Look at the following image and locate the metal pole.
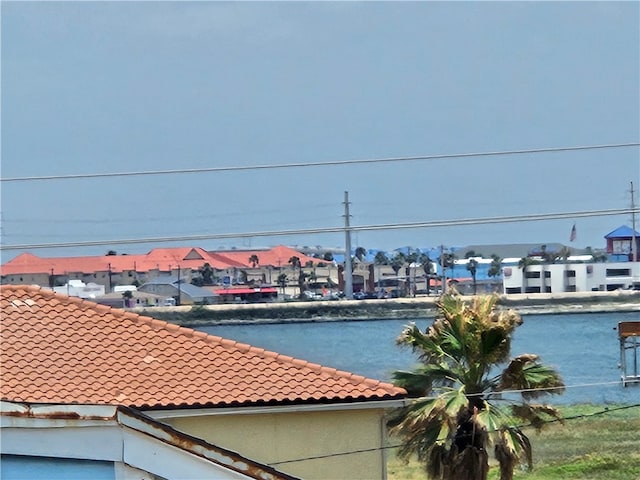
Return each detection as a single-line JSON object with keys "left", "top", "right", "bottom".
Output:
{"left": 631, "top": 182, "right": 637, "bottom": 262}
{"left": 344, "top": 191, "right": 353, "bottom": 299}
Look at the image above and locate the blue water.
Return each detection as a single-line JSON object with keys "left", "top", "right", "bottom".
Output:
{"left": 196, "top": 311, "right": 640, "bottom": 405}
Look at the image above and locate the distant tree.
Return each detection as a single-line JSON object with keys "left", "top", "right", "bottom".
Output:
{"left": 488, "top": 254, "right": 502, "bottom": 279}
{"left": 555, "top": 246, "right": 571, "bottom": 263}
{"left": 584, "top": 246, "right": 607, "bottom": 263}
{"left": 288, "top": 256, "right": 301, "bottom": 269}
{"left": 518, "top": 256, "right": 537, "bottom": 293}
{"left": 405, "top": 252, "right": 420, "bottom": 296}
{"left": 298, "top": 271, "right": 309, "bottom": 298}
{"left": 198, "top": 263, "right": 215, "bottom": 285}
{"left": 355, "top": 246, "right": 367, "bottom": 262}
{"left": 305, "top": 260, "right": 314, "bottom": 268}
{"left": 390, "top": 253, "right": 407, "bottom": 295}
{"left": 374, "top": 251, "right": 390, "bottom": 265}
{"left": 248, "top": 254, "right": 259, "bottom": 268}
{"left": 288, "top": 256, "right": 302, "bottom": 296}
{"left": 122, "top": 290, "right": 133, "bottom": 308}
{"left": 467, "top": 258, "right": 479, "bottom": 295}
{"left": 277, "top": 273, "right": 288, "bottom": 295}
{"left": 106, "top": 250, "right": 117, "bottom": 256}
{"left": 464, "top": 250, "right": 481, "bottom": 259}
{"left": 323, "top": 251, "right": 334, "bottom": 262}
{"left": 419, "top": 253, "right": 435, "bottom": 295}
{"left": 439, "top": 252, "right": 456, "bottom": 293}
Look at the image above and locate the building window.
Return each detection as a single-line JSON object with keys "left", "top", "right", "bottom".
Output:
{"left": 565, "top": 270, "right": 576, "bottom": 278}
{"left": 525, "top": 271, "right": 540, "bottom": 279}
{"left": 606, "top": 268, "right": 631, "bottom": 277}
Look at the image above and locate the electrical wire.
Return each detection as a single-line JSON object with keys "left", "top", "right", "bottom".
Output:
{"left": 269, "top": 402, "right": 640, "bottom": 466}
{"left": 1, "top": 207, "right": 637, "bottom": 251}
{"left": 1, "top": 142, "right": 638, "bottom": 182}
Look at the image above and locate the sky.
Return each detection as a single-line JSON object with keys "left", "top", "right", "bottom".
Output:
{"left": 1, "top": 1, "right": 639, "bottom": 263}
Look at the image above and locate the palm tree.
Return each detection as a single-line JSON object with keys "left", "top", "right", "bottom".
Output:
{"left": 466, "top": 258, "right": 478, "bottom": 295}
{"left": 288, "top": 256, "right": 302, "bottom": 296}
{"left": 277, "top": 273, "right": 288, "bottom": 295}
{"left": 518, "top": 257, "right": 536, "bottom": 294}
{"left": 390, "top": 253, "right": 406, "bottom": 296}
{"left": 248, "top": 254, "right": 259, "bottom": 268}
{"left": 406, "top": 252, "right": 420, "bottom": 297}
{"left": 355, "top": 246, "right": 367, "bottom": 263}
{"left": 439, "top": 252, "right": 455, "bottom": 294}
{"left": 122, "top": 289, "right": 133, "bottom": 308}
{"left": 487, "top": 254, "right": 502, "bottom": 279}
{"left": 388, "top": 294, "right": 564, "bottom": 480}
{"left": 374, "top": 251, "right": 389, "bottom": 265}
{"left": 198, "top": 262, "right": 215, "bottom": 285}
{"left": 419, "top": 253, "right": 434, "bottom": 295}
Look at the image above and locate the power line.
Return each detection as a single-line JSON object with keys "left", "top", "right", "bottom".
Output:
{"left": 1, "top": 142, "right": 638, "bottom": 182}
{"left": 269, "top": 402, "right": 640, "bottom": 466}
{"left": 1, "top": 207, "right": 637, "bottom": 251}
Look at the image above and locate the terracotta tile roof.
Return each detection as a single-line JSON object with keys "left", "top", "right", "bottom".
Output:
{"left": 216, "top": 245, "right": 327, "bottom": 268}
{"left": 1, "top": 245, "right": 325, "bottom": 277}
{"left": 0, "top": 285, "right": 406, "bottom": 410}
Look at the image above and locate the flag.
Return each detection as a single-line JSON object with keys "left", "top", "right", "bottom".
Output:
{"left": 569, "top": 223, "right": 577, "bottom": 242}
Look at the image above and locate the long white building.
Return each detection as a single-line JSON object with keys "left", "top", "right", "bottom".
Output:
{"left": 502, "top": 260, "right": 640, "bottom": 294}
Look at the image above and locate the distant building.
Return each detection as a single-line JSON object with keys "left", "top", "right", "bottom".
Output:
{"left": 502, "top": 261, "right": 640, "bottom": 293}
{"left": 52, "top": 279, "right": 105, "bottom": 299}
{"left": 605, "top": 225, "right": 640, "bottom": 262}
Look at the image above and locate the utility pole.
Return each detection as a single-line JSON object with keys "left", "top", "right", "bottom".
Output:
{"left": 177, "top": 265, "right": 181, "bottom": 306}
{"left": 632, "top": 182, "right": 637, "bottom": 262}
{"left": 343, "top": 191, "right": 353, "bottom": 299}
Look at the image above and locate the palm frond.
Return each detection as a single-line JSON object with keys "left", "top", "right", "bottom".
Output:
{"left": 392, "top": 364, "right": 462, "bottom": 395}
{"left": 495, "top": 426, "right": 532, "bottom": 470}
{"left": 499, "top": 354, "right": 564, "bottom": 399}
{"left": 387, "top": 395, "right": 457, "bottom": 464}
{"left": 511, "top": 403, "right": 564, "bottom": 431}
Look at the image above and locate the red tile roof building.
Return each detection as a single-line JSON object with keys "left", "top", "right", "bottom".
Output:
{"left": 0, "top": 245, "right": 330, "bottom": 293}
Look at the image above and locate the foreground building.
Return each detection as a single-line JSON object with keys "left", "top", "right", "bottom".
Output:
{"left": 0, "top": 285, "right": 406, "bottom": 479}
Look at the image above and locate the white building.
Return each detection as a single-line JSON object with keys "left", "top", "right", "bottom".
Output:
{"left": 502, "top": 260, "right": 640, "bottom": 294}
{"left": 52, "top": 279, "right": 105, "bottom": 299}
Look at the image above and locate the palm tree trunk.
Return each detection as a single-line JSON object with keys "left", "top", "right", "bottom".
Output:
{"left": 445, "top": 446, "right": 489, "bottom": 480}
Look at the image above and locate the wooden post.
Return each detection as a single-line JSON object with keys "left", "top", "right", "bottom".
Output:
{"left": 618, "top": 321, "right": 640, "bottom": 387}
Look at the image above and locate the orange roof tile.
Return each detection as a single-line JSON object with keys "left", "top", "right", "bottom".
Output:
{"left": 1, "top": 245, "right": 325, "bottom": 277}
{"left": 217, "top": 245, "right": 327, "bottom": 268}
{"left": 0, "top": 285, "right": 405, "bottom": 410}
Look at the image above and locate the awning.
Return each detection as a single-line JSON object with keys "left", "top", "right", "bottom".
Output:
{"left": 214, "top": 287, "right": 278, "bottom": 295}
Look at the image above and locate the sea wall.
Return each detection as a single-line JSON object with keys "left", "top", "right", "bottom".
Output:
{"left": 136, "top": 290, "right": 640, "bottom": 326}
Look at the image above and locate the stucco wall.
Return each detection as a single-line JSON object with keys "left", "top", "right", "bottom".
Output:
{"left": 165, "top": 407, "right": 388, "bottom": 480}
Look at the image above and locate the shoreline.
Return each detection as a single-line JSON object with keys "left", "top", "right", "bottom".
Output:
{"left": 135, "top": 290, "right": 640, "bottom": 326}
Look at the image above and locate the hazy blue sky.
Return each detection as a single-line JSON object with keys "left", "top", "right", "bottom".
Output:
{"left": 1, "top": 1, "right": 639, "bottom": 262}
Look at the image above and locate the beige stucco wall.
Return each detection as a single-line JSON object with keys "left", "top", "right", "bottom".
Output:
{"left": 164, "top": 407, "right": 388, "bottom": 480}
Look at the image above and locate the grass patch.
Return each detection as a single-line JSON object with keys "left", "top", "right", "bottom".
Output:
{"left": 388, "top": 404, "right": 640, "bottom": 480}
